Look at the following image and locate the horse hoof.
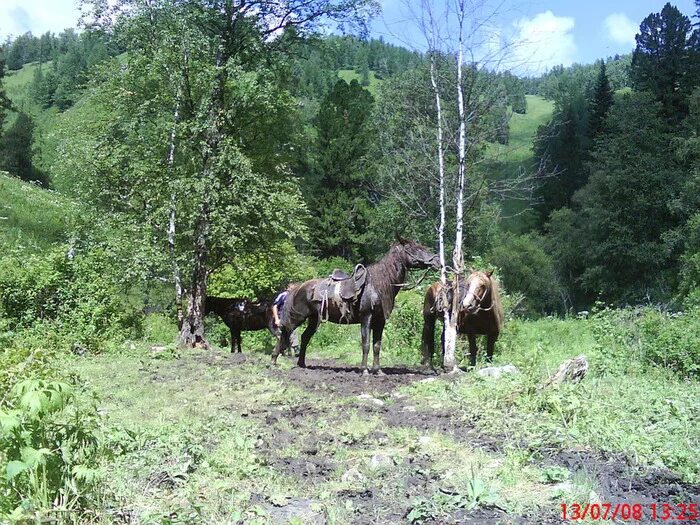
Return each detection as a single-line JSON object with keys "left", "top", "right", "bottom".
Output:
{"left": 362, "top": 369, "right": 370, "bottom": 376}
{"left": 373, "top": 369, "right": 386, "bottom": 376}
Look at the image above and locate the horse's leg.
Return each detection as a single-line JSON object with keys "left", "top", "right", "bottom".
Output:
{"left": 237, "top": 331, "right": 242, "bottom": 353}
{"left": 297, "top": 315, "right": 319, "bottom": 368}
{"left": 230, "top": 326, "right": 236, "bottom": 354}
{"left": 421, "top": 313, "right": 435, "bottom": 366}
{"left": 486, "top": 333, "right": 497, "bottom": 363}
{"left": 467, "top": 333, "right": 478, "bottom": 368}
{"left": 290, "top": 328, "right": 300, "bottom": 357}
{"left": 371, "top": 319, "right": 385, "bottom": 375}
{"left": 270, "top": 328, "right": 290, "bottom": 366}
{"left": 360, "top": 314, "right": 371, "bottom": 375}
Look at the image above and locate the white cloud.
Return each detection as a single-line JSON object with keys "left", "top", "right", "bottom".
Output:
{"left": 603, "top": 13, "right": 638, "bottom": 47}
{"left": 0, "top": 0, "right": 80, "bottom": 40}
{"left": 509, "top": 11, "right": 577, "bottom": 75}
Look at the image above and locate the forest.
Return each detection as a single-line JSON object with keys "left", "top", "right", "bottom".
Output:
{"left": 0, "top": 0, "right": 698, "bottom": 523}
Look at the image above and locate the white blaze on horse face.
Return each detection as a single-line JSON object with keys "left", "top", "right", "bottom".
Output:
{"left": 462, "top": 278, "right": 480, "bottom": 309}
{"left": 237, "top": 302, "right": 246, "bottom": 313}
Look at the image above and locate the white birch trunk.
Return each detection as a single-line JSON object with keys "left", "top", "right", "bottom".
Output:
{"left": 443, "top": 0, "right": 467, "bottom": 373}
{"left": 429, "top": 52, "right": 455, "bottom": 370}
{"left": 167, "top": 94, "right": 184, "bottom": 329}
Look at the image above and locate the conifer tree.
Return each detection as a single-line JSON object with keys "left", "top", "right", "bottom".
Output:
{"left": 588, "top": 61, "right": 614, "bottom": 137}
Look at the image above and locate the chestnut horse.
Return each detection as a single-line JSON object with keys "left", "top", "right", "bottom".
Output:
{"left": 421, "top": 270, "right": 504, "bottom": 367}
{"left": 272, "top": 237, "right": 439, "bottom": 374}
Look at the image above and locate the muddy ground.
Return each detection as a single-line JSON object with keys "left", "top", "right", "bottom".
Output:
{"left": 195, "top": 352, "right": 700, "bottom": 524}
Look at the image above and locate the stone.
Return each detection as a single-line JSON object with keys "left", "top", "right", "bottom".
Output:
{"left": 477, "top": 364, "right": 519, "bottom": 378}
{"left": 370, "top": 454, "right": 393, "bottom": 470}
{"left": 264, "top": 498, "right": 326, "bottom": 525}
{"left": 341, "top": 467, "right": 364, "bottom": 483}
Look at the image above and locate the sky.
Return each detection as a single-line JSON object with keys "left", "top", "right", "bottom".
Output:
{"left": 1, "top": 0, "right": 698, "bottom": 74}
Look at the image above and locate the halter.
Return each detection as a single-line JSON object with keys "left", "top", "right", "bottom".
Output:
{"left": 465, "top": 277, "right": 494, "bottom": 313}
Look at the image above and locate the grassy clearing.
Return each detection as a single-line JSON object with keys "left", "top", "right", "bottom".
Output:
{"left": 337, "top": 69, "right": 382, "bottom": 97}
{"left": 54, "top": 304, "right": 699, "bottom": 523}
{"left": 0, "top": 172, "right": 73, "bottom": 252}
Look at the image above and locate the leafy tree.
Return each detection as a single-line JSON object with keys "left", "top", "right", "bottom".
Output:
{"left": 64, "top": 0, "right": 377, "bottom": 347}
{"left": 631, "top": 3, "right": 699, "bottom": 120}
{"left": 0, "top": 112, "right": 48, "bottom": 186}
{"left": 307, "top": 79, "right": 375, "bottom": 260}
{"left": 587, "top": 61, "right": 614, "bottom": 138}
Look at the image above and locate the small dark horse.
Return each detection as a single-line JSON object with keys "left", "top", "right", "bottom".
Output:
{"left": 421, "top": 270, "right": 504, "bottom": 367}
{"left": 271, "top": 237, "right": 440, "bottom": 374}
{"left": 205, "top": 296, "right": 277, "bottom": 353}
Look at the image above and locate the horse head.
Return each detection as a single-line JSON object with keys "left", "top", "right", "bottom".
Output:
{"left": 395, "top": 235, "right": 440, "bottom": 270}
{"left": 461, "top": 270, "right": 494, "bottom": 314}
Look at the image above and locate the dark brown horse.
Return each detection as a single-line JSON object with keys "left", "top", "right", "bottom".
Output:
{"left": 271, "top": 237, "right": 440, "bottom": 374}
{"left": 205, "top": 296, "right": 278, "bottom": 353}
{"left": 421, "top": 270, "right": 504, "bottom": 367}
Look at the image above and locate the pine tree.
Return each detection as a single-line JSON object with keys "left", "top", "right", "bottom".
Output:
{"left": 588, "top": 61, "right": 614, "bottom": 137}
{"left": 0, "top": 45, "right": 9, "bottom": 134}
{"left": 307, "top": 79, "right": 374, "bottom": 259}
{"left": 0, "top": 112, "right": 48, "bottom": 186}
{"left": 631, "top": 3, "right": 699, "bottom": 120}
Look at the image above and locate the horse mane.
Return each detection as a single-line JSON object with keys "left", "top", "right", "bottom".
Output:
{"left": 490, "top": 276, "right": 505, "bottom": 330}
{"left": 367, "top": 242, "right": 407, "bottom": 319}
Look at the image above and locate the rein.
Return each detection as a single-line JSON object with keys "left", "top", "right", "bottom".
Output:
{"left": 393, "top": 268, "right": 431, "bottom": 290}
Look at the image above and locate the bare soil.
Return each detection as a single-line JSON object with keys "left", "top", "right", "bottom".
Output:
{"left": 199, "top": 352, "right": 700, "bottom": 524}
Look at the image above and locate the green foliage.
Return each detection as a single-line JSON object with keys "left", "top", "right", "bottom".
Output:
{"left": 574, "top": 92, "right": 685, "bottom": 302}
{"left": 0, "top": 245, "right": 143, "bottom": 351}
{"left": 208, "top": 243, "right": 317, "bottom": 298}
{"left": 592, "top": 306, "right": 700, "bottom": 378}
{"left": 487, "top": 232, "right": 563, "bottom": 315}
{"left": 631, "top": 3, "right": 699, "bottom": 119}
{"left": 0, "top": 378, "right": 103, "bottom": 522}
{"left": 0, "top": 112, "right": 48, "bottom": 185}
{"left": 306, "top": 78, "right": 375, "bottom": 260}
{"left": 587, "top": 61, "right": 614, "bottom": 138}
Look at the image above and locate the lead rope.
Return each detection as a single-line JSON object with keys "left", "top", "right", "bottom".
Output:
{"left": 320, "top": 288, "right": 330, "bottom": 323}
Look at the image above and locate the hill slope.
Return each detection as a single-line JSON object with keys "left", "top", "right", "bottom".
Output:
{"left": 0, "top": 172, "right": 73, "bottom": 252}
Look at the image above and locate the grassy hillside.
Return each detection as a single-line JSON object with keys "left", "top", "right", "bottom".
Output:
{"left": 3, "top": 61, "right": 48, "bottom": 116}
{"left": 0, "top": 171, "right": 73, "bottom": 252}
{"left": 338, "top": 68, "right": 382, "bottom": 96}
{"left": 485, "top": 95, "right": 554, "bottom": 232}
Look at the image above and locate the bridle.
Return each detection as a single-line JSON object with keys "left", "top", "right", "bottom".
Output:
{"left": 465, "top": 277, "right": 494, "bottom": 313}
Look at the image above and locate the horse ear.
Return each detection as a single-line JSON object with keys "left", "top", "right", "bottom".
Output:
{"left": 486, "top": 270, "right": 494, "bottom": 278}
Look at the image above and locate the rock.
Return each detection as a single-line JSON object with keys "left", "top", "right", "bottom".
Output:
{"left": 150, "top": 345, "right": 167, "bottom": 354}
{"left": 418, "top": 436, "right": 431, "bottom": 447}
{"left": 541, "top": 355, "right": 589, "bottom": 388}
{"left": 550, "top": 481, "right": 574, "bottom": 493}
{"left": 264, "top": 498, "right": 326, "bottom": 525}
{"left": 402, "top": 405, "right": 417, "bottom": 413}
{"left": 370, "top": 454, "right": 393, "bottom": 470}
{"left": 357, "top": 393, "right": 384, "bottom": 407}
{"left": 477, "top": 364, "right": 519, "bottom": 378}
{"left": 419, "top": 377, "right": 437, "bottom": 383}
{"left": 341, "top": 467, "right": 364, "bottom": 483}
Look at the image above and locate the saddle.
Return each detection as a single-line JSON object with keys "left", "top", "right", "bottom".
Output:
{"left": 313, "top": 264, "right": 368, "bottom": 303}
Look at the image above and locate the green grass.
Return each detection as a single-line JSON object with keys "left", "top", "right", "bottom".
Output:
{"left": 338, "top": 69, "right": 382, "bottom": 97}
{"left": 3, "top": 61, "right": 49, "bottom": 117}
{"left": 483, "top": 95, "right": 554, "bottom": 233}
{"left": 0, "top": 171, "right": 73, "bottom": 252}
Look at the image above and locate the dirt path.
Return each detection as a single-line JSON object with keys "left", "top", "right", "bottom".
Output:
{"left": 194, "top": 352, "right": 699, "bottom": 524}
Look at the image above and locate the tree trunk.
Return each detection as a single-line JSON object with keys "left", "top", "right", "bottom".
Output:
{"left": 177, "top": 52, "right": 226, "bottom": 348}
{"left": 167, "top": 94, "right": 184, "bottom": 330}
{"left": 444, "top": 0, "right": 467, "bottom": 373}
{"left": 178, "top": 223, "right": 209, "bottom": 348}
{"left": 428, "top": 51, "right": 454, "bottom": 370}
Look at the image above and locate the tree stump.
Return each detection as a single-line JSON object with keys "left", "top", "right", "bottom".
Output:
{"left": 541, "top": 354, "right": 589, "bottom": 388}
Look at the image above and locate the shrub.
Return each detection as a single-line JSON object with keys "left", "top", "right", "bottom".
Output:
{"left": 0, "top": 347, "right": 104, "bottom": 522}
{"left": 0, "top": 246, "right": 143, "bottom": 352}
{"left": 590, "top": 306, "right": 700, "bottom": 378}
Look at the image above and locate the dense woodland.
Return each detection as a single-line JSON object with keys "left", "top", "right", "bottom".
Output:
{"left": 0, "top": 1, "right": 700, "bottom": 522}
